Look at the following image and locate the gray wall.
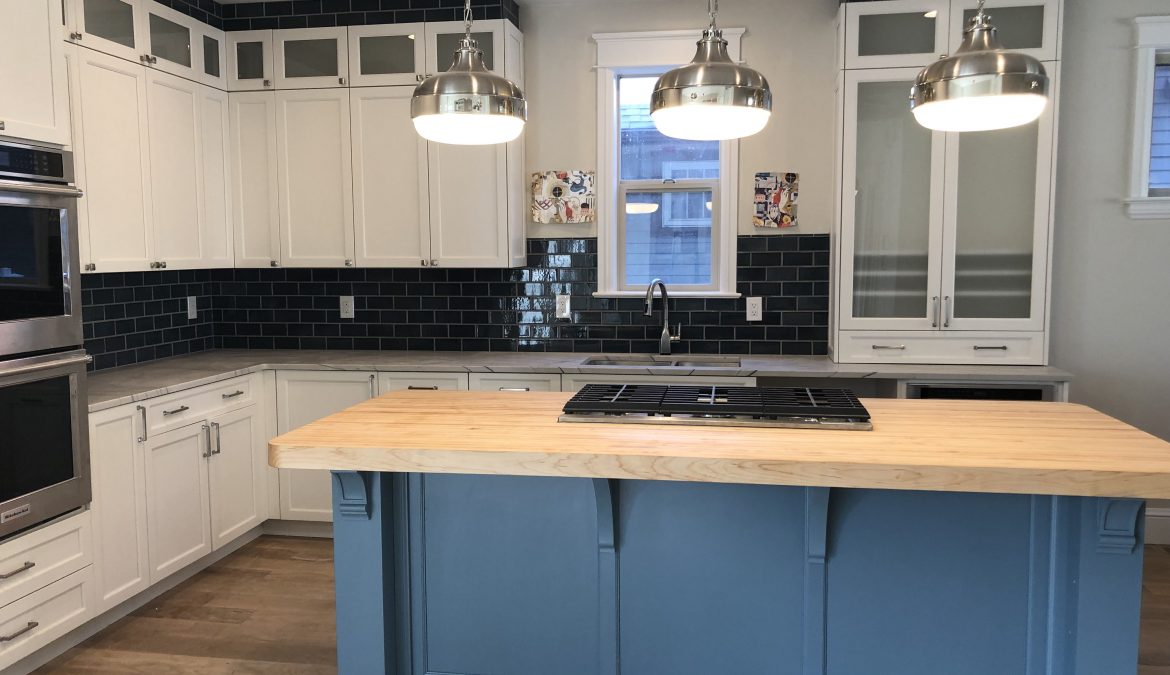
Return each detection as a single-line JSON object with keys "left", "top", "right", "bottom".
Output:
{"left": 1051, "top": 0, "right": 1170, "bottom": 450}
{"left": 520, "top": 0, "right": 840, "bottom": 238}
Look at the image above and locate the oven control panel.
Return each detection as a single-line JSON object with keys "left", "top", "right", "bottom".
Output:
{"left": 0, "top": 141, "right": 70, "bottom": 184}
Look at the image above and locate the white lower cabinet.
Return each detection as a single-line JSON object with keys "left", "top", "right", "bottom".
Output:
{"left": 0, "top": 513, "right": 92, "bottom": 612}
{"left": 470, "top": 372, "right": 561, "bottom": 392}
{"left": 208, "top": 405, "right": 268, "bottom": 549}
{"left": 276, "top": 371, "right": 377, "bottom": 522}
{"left": 378, "top": 372, "right": 469, "bottom": 393}
{"left": 560, "top": 374, "right": 757, "bottom": 392}
{"left": 0, "top": 567, "right": 95, "bottom": 670}
{"left": 144, "top": 421, "right": 212, "bottom": 584}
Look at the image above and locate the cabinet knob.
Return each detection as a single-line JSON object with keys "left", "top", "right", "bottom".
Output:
{"left": 84, "top": 263, "right": 96, "bottom": 272}
{"left": 263, "top": 79, "right": 272, "bottom": 88}
{"left": 140, "top": 53, "right": 151, "bottom": 64}
{"left": 421, "top": 259, "right": 428, "bottom": 267}
{"left": 430, "top": 259, "right": 438, "bottom": 267}
{"left": 416, "top": 74, "right": 424, "bottom": 82}
{"left": 339, "top": 77, "right": 346, "bottom": 85}
{"left": 69, "top": 31, "right": 82, "bottom": 41}
{"left": 159, "top": 261, "right": 167, "bottom": 269}
{"left": 0, "top": 121, "right": 5, "bottom": 131}
{"left": 270, "top": 260, "right": 280, "bottom": 267}
{"left": 344, "top": 259, "right": 354, "bottom": 267}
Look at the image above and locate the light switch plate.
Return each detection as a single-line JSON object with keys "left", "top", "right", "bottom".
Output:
{"left": 187, "top": 296, "right": 197, "bottom": 320}
{"left": 340, "top": 296, "right": 355, "bottom": 319}
{"left": 556, "top": 294, "right": 571, "bottom": 319}
{"left": 746, "top": 296, "right": 763, "bottom": 322}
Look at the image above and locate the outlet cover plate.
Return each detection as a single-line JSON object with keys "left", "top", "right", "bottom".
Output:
{"left": 556, "top": 294, "right": 571, "bottom": 319}
{"left": 340, "top": 296, "right": 355, "bottom": 319}
{"left": 746, "top": 296, "right": 763, "bottom": 322}
{"left": 187, "top": 296, "right": 197, "bottom": 320}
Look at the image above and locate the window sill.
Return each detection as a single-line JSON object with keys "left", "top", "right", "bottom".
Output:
{"left": 593, "top": 291, "right": 742, "bottom": 299}
{"left": 1124, "top": 196, "right": 1170, "bottom": 220}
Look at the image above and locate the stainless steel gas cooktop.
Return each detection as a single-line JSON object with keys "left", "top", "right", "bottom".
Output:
{"left": 559, "top": 384, "right": 873, "bottom": 431}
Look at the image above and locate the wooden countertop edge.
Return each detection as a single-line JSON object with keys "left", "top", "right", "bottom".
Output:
{"left": 267, "top": 443, "right": 1170, "bottom": 500}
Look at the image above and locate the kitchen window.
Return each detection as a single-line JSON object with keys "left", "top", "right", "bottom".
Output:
{"left": 594, "top": 30, "right": 743, "bottom": 297}
{"left": 1126, "top": 17, "right": 1170, "bottom": 218}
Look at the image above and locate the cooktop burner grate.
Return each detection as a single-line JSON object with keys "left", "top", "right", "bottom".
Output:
{"left": 560, "top": 384, "right": 872, "bottom": 430}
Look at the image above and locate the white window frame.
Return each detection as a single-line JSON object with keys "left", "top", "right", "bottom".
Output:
{"left": 1126, "top": 16, "right": 1170, "bottom": 219}
{"left": 593, "top": 29, "right": 744, "bottom": 297}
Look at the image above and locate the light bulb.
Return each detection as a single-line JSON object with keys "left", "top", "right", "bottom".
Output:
{"left": 650, "top": 104, "right": 770, "bottom": 141}
{"left": 412, "top": 114, "right": 524, "bottom": 145}
{"left": 911, "top": 94, "right": 1047, "bottom": 132}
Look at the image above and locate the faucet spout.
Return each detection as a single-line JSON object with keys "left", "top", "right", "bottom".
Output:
{"left": 643, "top": 279, "right": 676, "bottom": 355}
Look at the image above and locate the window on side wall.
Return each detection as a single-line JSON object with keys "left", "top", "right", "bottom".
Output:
{"left": 1126, "top": 17, "right": 1170, "bottom": 218}
{"left": 594, "top": 30, "right": 743, "bottom": 297}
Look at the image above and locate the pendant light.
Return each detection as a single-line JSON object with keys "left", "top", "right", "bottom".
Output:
{"left": 411, "top": 0, "right": 527, "bottom": 145}
{"left": 650, "top": 0, "right": 772, "bottom": 141}
{"left": 910, "top": 0, "right": 1048, "bottom": 132}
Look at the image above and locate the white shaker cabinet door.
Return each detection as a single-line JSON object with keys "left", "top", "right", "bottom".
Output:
{"left": 0, "top": 0, "right": 71, "bottom": 145}
{"left": 200, "top": 85, "right": 234, "bottom": 268}
{"left": 145, "top": 69, "right": 204, "bottom": 270}
{"left": 144, "top": 422, "right": 213, "bottom": 584}
{"left": 229, "top": 91, "right": 281, "bottom": 268}
{"left": 275, "top": 371, "right": 377, "bottom": 522}
{"left": 350, "top": 86, "right": 430, "bottom": 267}
{"left": 88, "top": 404, "right": 149, "bottom": 614}
{"left": 70, "top": 46, "right": 154, "bottom": 273}
{"left": 274, "top": 88, "right": 355, "bottom": 268}
{"left": 208, "top": 405, "right": 268, "bottom": 550}
{"left": 426, "top": 140, "right": 510, "bottom": 268}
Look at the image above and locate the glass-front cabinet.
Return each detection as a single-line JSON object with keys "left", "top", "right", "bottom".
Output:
{"left": 424, "top": 20, "right": 506, "bottom": 78}
{"left": 348, "top": 23, "right": 425, "bottom": 87}
{"left": 67, "top": 0, "right": 145, "bottom": 63}
{"left": 273, "top": 27, "right": 349, "bottom": 89}
{"left": 228, "top": 30, "right": 274, "bottom": 91}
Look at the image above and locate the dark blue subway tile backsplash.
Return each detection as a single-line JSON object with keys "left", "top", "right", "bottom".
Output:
{"left": 82, "top": 236, "right": 830, "bottom": 371}
{"left": 166, "top": 0, "right": 519, "bottom": 31}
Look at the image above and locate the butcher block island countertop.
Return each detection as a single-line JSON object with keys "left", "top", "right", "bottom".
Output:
{"left": 268, "top": 390, "right": 1170, "bottom": 499}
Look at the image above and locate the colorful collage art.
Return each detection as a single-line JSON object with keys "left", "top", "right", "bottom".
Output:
{"left": 531, "top": 171, "right": 596, "bottom": 224}
{"left": 752, "top": 172, "right": 799, "bottom": 228}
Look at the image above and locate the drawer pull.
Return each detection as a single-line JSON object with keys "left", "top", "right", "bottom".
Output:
{"left": 162, "top": 405, "right": 190, "bottom": 416}
{"left": 871, "top": 345, "right": 906, "bottom": 350}
{"left": 0, "top": 561, "right": 34, "bottom": 580}
{"left": 0, "top": 621, "right": 38, "bottom": 643}
{"left": 407, "top": 386, "right": 439, "bottom": 391}
{"left": 499, "top": 387, "right": 530, "bottom": 392}
{"left": 973, "top": 345, "right": 1008, "bottom": 351}
{"left": 221, "top": 390, "right": 245, "bottom": 400}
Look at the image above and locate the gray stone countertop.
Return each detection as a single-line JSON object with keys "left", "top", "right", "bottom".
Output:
{"left": 86, "top": 349, "right": 1073, "bottom": 412}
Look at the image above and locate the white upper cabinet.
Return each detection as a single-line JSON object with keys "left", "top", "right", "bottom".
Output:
{"left": 228, "top": 30, "right": 274, "bottom": 91}
{"left": 348, "top": 23, "right": 426, "bottom": 87}
{"left": 142, "top": 3, "right": 198, "bottom": 77}
{"left": 229, "top": 91, "right": 281, "bottom": 267}
{"left": 273, "top": 27, "right": 349, "bottom": 89}
{"left": 145, "top": 70, "right": 204, "bottom": 270}
{"left": 424, "top": 20, "right": 506, "bottom": 77}
{"left": 70, "top": 45, "right": 154, "bottom": 273}
{"left": 275, "top": 88, "right": 354, "bottom": 267}
{"left": 200, "top": 86, "right": 234, "bottom": 267}
{"left": 350, "top": 86, "right": 430, "bottom": 267}
{"left": 0, "top": 0, "right": 71, "bottom": 145}
{"left": 946, "top": 0, "right": 1059, "bottom": 61}
{"left": 843, "top": 0, "right": 949, "bottom": 69}
{"left": 199, "top": 30, "right": 228, "bottom": 89}
{"left": 427, "top": 141, "right": 512, "bottom": 268}
{"left": 66, "top": 0, "right": 146, "bottom": 65}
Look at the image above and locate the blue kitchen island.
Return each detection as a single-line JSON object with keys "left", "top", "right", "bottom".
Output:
{"left": 269, "top": 391, "right": 1170, "bottom": 675}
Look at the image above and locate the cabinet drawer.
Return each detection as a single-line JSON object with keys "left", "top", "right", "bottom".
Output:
{"left": 378, "top": 372, "right": 469, "bottom": 392}
{"left": 143, "top": 375, "right": 257, "bottom": 436}
{"left": 0, "top": 512, "right": 91, "bottom": 611}
{"left": 470, "top": 373, "right": 562, "bottom": 392}
{"left": 0, "top": 567, "right": 94, "bottom": 670}
{"left": 837, "top": 332, "right": 1045, "bottom": 365}
{"left": 560, "top": 374, "right": 757, "bottom": 392}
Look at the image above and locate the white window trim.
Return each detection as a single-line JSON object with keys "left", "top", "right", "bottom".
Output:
{"left": 1126, "top": 16, "right": 1170, "bottom": 220}
{"left": 592, "top": 29, "right": 744, "bottom": 298}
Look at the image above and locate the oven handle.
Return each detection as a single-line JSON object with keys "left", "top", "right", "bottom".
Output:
{"left": 0, "top": 353, "right": 91, "bottom": 378}
{"left": 0, "top": 179, "right": 83, "bottom": 199}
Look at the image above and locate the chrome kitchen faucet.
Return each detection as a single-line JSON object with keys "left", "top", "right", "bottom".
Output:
{"left": 643, "top": 279, "right": 682, "bottom": 356}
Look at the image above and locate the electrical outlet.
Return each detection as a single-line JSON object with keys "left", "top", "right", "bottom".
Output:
{"left": 340, "top": 295, "right": 355, "bottom": 319}
{"left": 746, "top": 296, "right": 763, "bottom": 322}
{"left": 556, "top": 294, "right": 571, "bottom": 319}
{"left": 187, "top": 296, "right": 197, "bottom": 320}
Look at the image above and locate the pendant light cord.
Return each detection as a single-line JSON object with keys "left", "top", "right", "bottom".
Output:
{"left": 463, "top": 0, "right": 473, "bottom": 42}
{"left": 707, "top": 0, "right": 718, "bottom": 32}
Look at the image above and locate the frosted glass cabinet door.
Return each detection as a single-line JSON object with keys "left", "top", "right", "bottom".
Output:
{"left": 844, "top": 0, "right": 949, "bottom": 69}
{"left": 273, "top": 27, "right": 349, "bottom": 89}
{"left": 227, "top": 30, "right": 273, "bottom": 91}
{"left": 949, "top": 0, "right": 1059, "bottom": 61}
{"left": 839, "top": 68, "right": 945, "bottom": 331}
{"left": 69, "top": 0, "right": 145, "bottom": 63}
{"left": 941, "top": 82, "right": 1054, "bottom": 332}
{"left": 425, "top": 21, "right": 505, "bottom": 76}
{"left": 145, "top": 5, "right": 194, "bottom": 77}
{"left": 348, "top": 23, "right": 425, "bottom": 86}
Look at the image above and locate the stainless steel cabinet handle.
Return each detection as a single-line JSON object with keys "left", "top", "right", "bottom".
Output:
{"left": 499, "top": 387, "right": 530, "bottom": 392}
{"left": 140, "top": 54, "right": 151, "bottom": 64}
{"left": 871, "top": 345, "right": 906, "bottom": 350}
{"left": 136, "top": 405, "right": 148, "bottom": 442}
{"left": 270, "top": 260, "right": 280, "bottom": 267}
{"left": 85, "top": 263, "right": 97, "bottom": 272}
{"left": 339, "top": 77, "right": 346, "bottom": 85}
{"left": 421, "top": 259, "right": 428, "bottom": 267}
{"left": 416, "top": 74, "right": 424, "bottom": 82}
{"left": 202, "top": 424, "right": 212, "bottom": 458}
{"left": 0, "top": 621, "right": 38, "bottom": 643}
{"left": 159, "top": 261, "right": 167, "bottom": 269}
{"left": 0, "top": 561, "right": 35, "bottom": 580}
{"left": 369, "top": 374, "right": 376, "bottom": 397}
{"left": 0, "top": 121, "right": 5, "bottom": 131}
{"left": 344, "top": 259, "right": 354, "bottom": 267}
{"left": 407, "top": 385, "right": 438, "bottom": 390}
{"left": 70, "top": 31, "right": 82, "bottom": 40}
{"left": 222, "top": 390, "right": 245, "bottom": 399}
{"left": 162, "top": 405, "right": 190, "bottom": 416}
{"left": 931, "top": 296, "right": 939, "bottom": 328}
{"left": 263, "top": 79, "right": 272, "bottom": 88}
{"left": 973, "top": 345, "right": 1008, "bottom": 351}
{"left": 212, "top": 422, "right": 222, "bottom": 455}
{"left": 943, "top": 296, "right": 951, "bottom": 328}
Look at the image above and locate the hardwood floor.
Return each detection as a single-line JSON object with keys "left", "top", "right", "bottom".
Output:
{"left": 29, "top": 538, "right": 1170, "bottom": 674}
{"left": 35, "top": 536, "right": 337, "bottom": 674}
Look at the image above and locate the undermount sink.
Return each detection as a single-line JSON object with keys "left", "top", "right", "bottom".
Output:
{"left": 580, "top": 356, "right": 742, "bottom": 368}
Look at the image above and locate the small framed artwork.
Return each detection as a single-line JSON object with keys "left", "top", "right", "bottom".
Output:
{"left": 531, "top": 170, "right": 596, "bottom": 224}
{"left": 753, "top": 172, "right": 799, "bottom": 229}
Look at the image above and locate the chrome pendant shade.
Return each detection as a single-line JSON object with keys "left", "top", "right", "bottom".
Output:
{"left": 910, "top": 0, "right": 1048, "bottom": 132}
{"left": 650, "top": 0, "right": 772, "bottom": 141}
{"left": 410, "top": 1, "right": 526, "bottom": 145}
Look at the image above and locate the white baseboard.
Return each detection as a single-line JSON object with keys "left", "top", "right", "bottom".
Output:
{"left": 262, "top": 519, "right": 333, "bottom": 539}
{"left": 1148, "top": 508, "right": 1170, "bottom": 546}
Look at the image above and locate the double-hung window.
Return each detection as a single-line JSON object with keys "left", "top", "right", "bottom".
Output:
{"left": 594, "top": 30, "right": 743, "bottom": 296}
{"left": 1126, "top": 17, "right": 1170, "bottom": 218}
